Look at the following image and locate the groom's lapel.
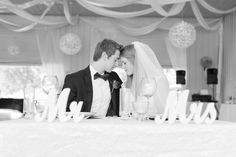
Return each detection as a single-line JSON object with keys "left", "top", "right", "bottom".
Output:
{"left": 106, "top": 71, "right": 122, "bottom": 116}
{"left": 83, "top": 66, "right": 93, "bottom": 111}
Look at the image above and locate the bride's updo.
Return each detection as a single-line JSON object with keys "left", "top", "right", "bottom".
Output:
{"left": 120, "top": 44, "right": 135, "bottom": 64}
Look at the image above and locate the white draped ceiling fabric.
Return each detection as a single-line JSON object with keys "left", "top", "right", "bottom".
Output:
{"left": 0, "top": 0, "right": 235, "bottom": 31}
{"left": 0, "top": 0, "right": 236, "bottom": 102}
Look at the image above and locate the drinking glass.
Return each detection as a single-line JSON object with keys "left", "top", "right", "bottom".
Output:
{"left": 23, "top": 81, "right": 35, "bottom": 118}
{"left": 34, "top": 99, "right": 48, "bottom": 114}
{"left": 140, "top": 77, "right": 157, "bottom": 118}
{"left": 42, "top": 75, "right": 59, "bottom": 95}
{"left": 120, "top": 88, "right": 133, "bottom": 118}
{"left": 133, "top": 98, "right": 148, "bottom": 121}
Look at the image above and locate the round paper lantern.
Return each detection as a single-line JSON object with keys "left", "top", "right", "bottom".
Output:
{"left": 169, "top": 21, "right": 196, "bottom": 48}
{"left": 42, "top": 0, "right": 55, "bottom": 7}
{"left": 59, "top": 33, "right": 82, "bottom": 55}
{"left": 8, "top": 45, "right": 19, "bottom": 55}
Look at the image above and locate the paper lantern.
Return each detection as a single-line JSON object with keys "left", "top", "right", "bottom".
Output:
{"left": 42, "top": 0, "right": 55, "bottom": 7}
{"left": 169, "top": 21, "right": 196, "bottom": 48}
{"left": 59, "top": 33, "right": 82, "bottom": 55}
{"left": 8, "top": 45, "right": 19, "bottom": 55}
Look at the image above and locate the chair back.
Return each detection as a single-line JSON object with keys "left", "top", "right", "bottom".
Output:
{"left": 0, "top": 98, "right": 23, "bottom": 112}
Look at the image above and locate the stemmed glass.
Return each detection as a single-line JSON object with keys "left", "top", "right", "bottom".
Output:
{"left": 23, "top": 80, "right": 35, "bottom": 118}
{"left": 133, "top": 99, "right": 148, "bottom": 121}
{"left": 40, "top": 75, "right": 59, "bottom": 113}
{"left": 120, "top": 88, "right": 133, "bottom": 119}
{"left": 42, "top": 75, "right": 59, "bottom": 95}
{"left": 140, "top": 77, "right": 157, "bottom": 119}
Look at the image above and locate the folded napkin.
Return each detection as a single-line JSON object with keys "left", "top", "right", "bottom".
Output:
{"left": 0, "top": 109, "right": 23, "bottom": 120}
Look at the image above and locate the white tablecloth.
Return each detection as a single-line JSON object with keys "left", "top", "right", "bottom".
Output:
{"left": 1, "top": 118, "right": 236, "bottom": 157}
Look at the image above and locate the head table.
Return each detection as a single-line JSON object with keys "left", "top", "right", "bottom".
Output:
{"left": 0, "top": 118, "right": 236, "bottom": 157}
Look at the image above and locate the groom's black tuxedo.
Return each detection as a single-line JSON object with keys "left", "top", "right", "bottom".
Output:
{"left": 62, "top": 66, "right": 122, "bottom": 116}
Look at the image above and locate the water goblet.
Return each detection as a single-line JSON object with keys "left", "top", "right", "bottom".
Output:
{"left": 42, "top": 75, "right": 59, "bottom": 95}
{"left": 141, "top": 77, "right": 157, "bottom": 118}
{"left": 120, "top": 88, "right": 133, "bottom": 119}
{"left": 133, "top": 98, "right": 148, "bottom": 121}
{"left": 23, "top": 81, "right": 35, "bottom": 118}
{"left": 41, "top": 75, "right": 59, "bottom": 117}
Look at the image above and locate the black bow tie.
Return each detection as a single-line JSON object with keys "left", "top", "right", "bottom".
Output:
{"left": 94, "top": 72, "right": 109, "bottom": 81}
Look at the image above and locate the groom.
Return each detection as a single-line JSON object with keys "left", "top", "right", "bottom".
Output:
{"left": 62, "top": 39, "right": 123, "bottom": 116}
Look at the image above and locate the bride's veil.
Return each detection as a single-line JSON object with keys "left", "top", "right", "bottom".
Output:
{"left": 131, "top": 41, "right": 169, "bottom": 114}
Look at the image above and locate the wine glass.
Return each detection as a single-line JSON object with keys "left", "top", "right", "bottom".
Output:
{"left": 133, "top": 97, "right": 148, "bottom": 121}
{"left": 120, "top": 88, "right": 133, "bottom": 119}
{"left": 140, "top": 77, "right": 157, "bottom": 119}
{"left": 23, "top": 80, "right": 35, "bottom": 118}
{"left": 42, "top": 75, "right": 59, "bottom": 95}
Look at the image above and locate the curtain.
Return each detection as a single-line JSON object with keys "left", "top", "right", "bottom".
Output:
{"left": 165, "top": 37, "right": 187, "bottom": 70}
{"left": 186, "top": 27, "right": 219, "bottom": 98}
{"left": 0, "top": 28, "right": 40, "bottom": 64}
{"left": 36, "top": 18, "right": 93, "bottom": 88}
{"left": 34, "top": 16, "right": 220, "bottom": 99}
{"left": 222, "top": 11, "right": 236, "bottom": 103}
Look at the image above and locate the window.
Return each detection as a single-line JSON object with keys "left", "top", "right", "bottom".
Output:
{"left": 0, "top": 66, "right": 181, "bottom": 99}
{"left": 0, "top": 65, "right": 47, "bottom": 100}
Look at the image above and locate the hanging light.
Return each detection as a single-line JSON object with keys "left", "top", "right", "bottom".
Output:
{"left": 59, "top": 33, "right": 82, "bottom": 55}
{"left": 8, "top": 45, "right": 20, "bottom": 55}
{"left": 41, "top": 0, "right": 55, "bottom": 7}
{"left": 168, "top": 21, "right": 196, "bottom": 48}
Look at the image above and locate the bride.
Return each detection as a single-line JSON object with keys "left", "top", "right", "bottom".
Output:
{"left": 119, "top": 41, "right": 169, "bottom": 115}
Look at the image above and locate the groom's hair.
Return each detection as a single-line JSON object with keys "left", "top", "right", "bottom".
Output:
{"left": 93, "top": 39, "right": 123, "bottom": 61}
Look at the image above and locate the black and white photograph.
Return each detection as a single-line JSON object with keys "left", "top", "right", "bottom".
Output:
{"left": 0, "top": 0, "right": 236, "bottom": 156}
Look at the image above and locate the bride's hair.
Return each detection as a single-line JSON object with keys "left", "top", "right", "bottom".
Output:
{"left": 120, "top": 44, "right": 135, "bottom": 64}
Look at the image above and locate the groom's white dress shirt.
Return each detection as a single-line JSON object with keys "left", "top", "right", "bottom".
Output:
{"left": 90, "top": 65, "right": 111, "bottom": 116}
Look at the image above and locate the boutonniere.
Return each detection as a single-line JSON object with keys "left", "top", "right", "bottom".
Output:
{"left": 111, "top": 80, "right": 121, "bottom": 93}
